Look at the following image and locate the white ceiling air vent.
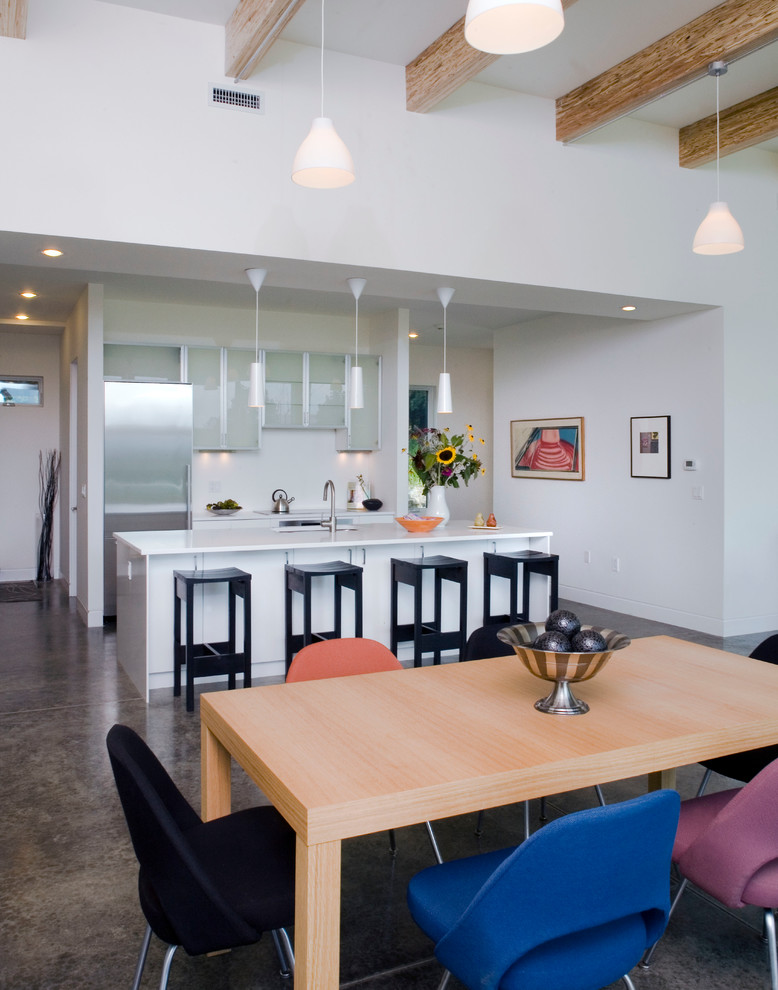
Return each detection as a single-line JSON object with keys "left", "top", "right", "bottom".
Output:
{"left": 209, "top": 84, "right": 265, "bottom": 115}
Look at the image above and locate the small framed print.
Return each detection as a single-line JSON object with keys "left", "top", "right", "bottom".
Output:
{"left": 630, "top": 416, "right": 671, "bottom": 479}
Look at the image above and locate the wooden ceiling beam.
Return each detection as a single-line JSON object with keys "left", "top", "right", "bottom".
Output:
{"left": 679, "top": 85, "right": 778, "bottom": 166}
{"left": 556, "top": 0, "right": 778, "bottom": 143}
{"left": 0, "top": 0, "right": 27, "bottom": 39}
{"left": 407, "top": 0, "right": 579, "bottom": 114}
{"left": 225, "top": 0, "right": 306, "bottom": 81}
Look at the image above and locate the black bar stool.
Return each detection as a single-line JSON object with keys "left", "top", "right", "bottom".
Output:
{"left": 173, "top": 567, "right": 252, "bottom": 712}
{"left": 390, "top": 555, "right": 468, "bottom": 666}
{"left": 285, "top": 561, "right": 363, "bottom": 673}
{"left": 482, "top": 550, "right": 559, "bottom": 626}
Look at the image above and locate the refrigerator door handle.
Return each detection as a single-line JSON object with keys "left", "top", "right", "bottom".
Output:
{"left": 185, "top": 464, "right": 192, "bottom": 529}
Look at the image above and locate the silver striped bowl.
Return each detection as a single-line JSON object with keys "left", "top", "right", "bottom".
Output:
{"left": 497, "top": 622, "right": 630, "bottom": 715}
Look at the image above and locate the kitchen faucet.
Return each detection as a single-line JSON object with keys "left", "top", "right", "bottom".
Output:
{"left": 322, "top": 479, "right": 337, "bottom": 533}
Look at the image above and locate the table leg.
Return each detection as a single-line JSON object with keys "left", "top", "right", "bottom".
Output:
{"left": 648, "top": 768, "right": 677, "bottom": 791}
{"left": 294, "top": 835, "right": 342, "bottom": 990}
{"left": 201, "top": 722, "right": 232, "bottom": 821}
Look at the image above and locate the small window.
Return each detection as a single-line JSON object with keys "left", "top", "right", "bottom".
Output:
{"left": 0, "top": 376, "right": 43, "bottom": 406}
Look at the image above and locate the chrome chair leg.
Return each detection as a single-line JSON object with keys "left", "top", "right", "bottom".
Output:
{"left": 523, "top": 800, "right": 531, "bottom": 840}
{"left": 474, "top": 809, "right": 484, "bottom": 836}
{"left": 622, "top": 974, "right": 636, "bottom": 990}
{"left": 595, "top": 784, "right": 606, "bottom": 806}
{"left": 388, "top": 828, "right": 397, "bottom": 857}
{"left": 640, "top": 875, "right": 690, "bottom": 968}
{"left": 437, "top": 969, "right": 452, "bottom": 989}
{"left": 765, "top": 908, "right": 778, "bottom": 990}
{"left": 271, "top": 928, "right": 295, "bottom": 979}
{"left": 426, "top": 820, "right": 444, "bottom": 864}
{"left": 131, "top": 924, "right": 152, "bottom": 990}
{"left": 696, "top": 767, "right": 713, "bottom": 797}
{"left": 158, "top": 943, "right": 178, "bottom": 990}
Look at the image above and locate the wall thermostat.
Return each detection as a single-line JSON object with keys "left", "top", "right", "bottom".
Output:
{"left": 683, "top": 459, "right": 698, "bottom": 471}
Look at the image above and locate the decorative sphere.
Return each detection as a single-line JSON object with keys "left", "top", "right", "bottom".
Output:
{"left": 533, "top": 630, "right": 572, "bottom": 652}
{"left": 570, "top": 629, "right": 608, "bottom": 653}
{"left": 546, "top": 609, "right": 581, "bottom": 638}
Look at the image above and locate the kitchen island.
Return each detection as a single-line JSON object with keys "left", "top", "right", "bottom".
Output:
{"left": 114, "top": 521, "right": 553, "bottom": 701}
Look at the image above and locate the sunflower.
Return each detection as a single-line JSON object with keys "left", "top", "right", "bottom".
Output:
{"left": 436, "top": 446, "right": 457, "bottom": 465}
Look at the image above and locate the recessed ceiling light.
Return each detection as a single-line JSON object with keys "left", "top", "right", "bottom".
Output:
{"left": 408, "top": 331, "right": 419, "bottom": 338}
{"left": 20, "top": 290, "right": 37, "bottom": 299}
{"left": 621, "top": 305, "right": 637, "bottom": 312}
{"left": 16, "top": 313, "right": 29, "bottom": 320}
{"left": 41, "top": 248, "right": 63, "bottom": 258}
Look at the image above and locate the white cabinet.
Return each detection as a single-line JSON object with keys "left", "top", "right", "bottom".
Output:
{"left": 187, "top": 346, "right": 260, "bottom": 450}
{"left": 264, "top": 351, "right": 347, "bottom": 428}
{"left": 336, "top": 355, "right": 381, "bottom": 450}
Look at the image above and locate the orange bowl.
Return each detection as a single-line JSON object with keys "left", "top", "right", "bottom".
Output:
{"left": 394, "top": 516, "right": 443, "bottom": 533}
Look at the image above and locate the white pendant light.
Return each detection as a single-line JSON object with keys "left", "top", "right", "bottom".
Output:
{"left": 692, "top": 62, "right": 744, "bottom": 256}
{"left": 436, "top": 287, "right": 455, "bottom": 415}
{"left": 292, "top": 0, "right": 354, "bottom": 189}
{"left": 347, "top": 277, "right": 366, "bottom": 409}
{"left": 245, "top": 267, "right": 267, "bottom": 407}
{"left": 465, "top": 0, "right": 564, "bottom": 54}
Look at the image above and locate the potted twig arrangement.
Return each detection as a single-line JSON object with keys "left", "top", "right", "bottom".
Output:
{"left": 37, "top": 449, "right": 61, "bottom": 583}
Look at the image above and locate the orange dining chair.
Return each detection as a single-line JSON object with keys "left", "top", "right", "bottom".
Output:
{"left": 286, "top": 637, "right": 443, "bottom": 864}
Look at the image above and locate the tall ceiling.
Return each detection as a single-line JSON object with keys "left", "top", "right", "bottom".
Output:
{"left": 1, "top": 0, "right": 773, "bottom": 342}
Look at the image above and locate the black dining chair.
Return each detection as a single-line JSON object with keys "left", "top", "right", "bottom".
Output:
{"left": 463, "top": 623, "right": 605, "bottom": 839}
{"left": 696, "top": 634, "right": 778, "bottom": 796}
{"left": 106, "top": 724, "right": 296, "bottom": 990}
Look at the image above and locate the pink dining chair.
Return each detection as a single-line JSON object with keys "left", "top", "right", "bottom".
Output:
{"left": 640, "top": 756, "right": 778, "bottom": 988}
{"left": 285, "top": 637, "right": 443, "bottom": 864}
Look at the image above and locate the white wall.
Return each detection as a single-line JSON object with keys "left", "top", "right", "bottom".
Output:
{"left": 494, "top": 310, "right": 725, "bottom": 632}
{"left": 409, "top": 343, "right": 494, "bottom": 522}
{"left": 2, "top": 0, "right": 776, "bottom": 632}
{"left": 0, "top": 332, "right": 61, "bottom": 580}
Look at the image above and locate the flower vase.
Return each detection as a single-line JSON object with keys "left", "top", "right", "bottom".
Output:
{"left": 427, "top": 485, "right": 450, "bottom": 527}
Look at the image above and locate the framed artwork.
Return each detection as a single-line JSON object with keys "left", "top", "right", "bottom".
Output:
{"left": 510, "top": 417, "right": 584, "bottom": 481}
{"left": 630, "top": 415, "right": 671, "bottom": 479}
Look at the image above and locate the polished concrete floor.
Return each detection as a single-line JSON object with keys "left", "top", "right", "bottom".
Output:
{"left": 1, "top": 582, "right": 776, "bottom": 989}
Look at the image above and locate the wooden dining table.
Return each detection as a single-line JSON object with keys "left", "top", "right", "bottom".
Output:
{"left": 200, "top": 634, "right": 778, "bottom": 990}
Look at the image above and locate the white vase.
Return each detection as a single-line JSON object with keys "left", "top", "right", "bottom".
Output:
{"left": 427, "top": 485, "right": 450, "bottom": 527}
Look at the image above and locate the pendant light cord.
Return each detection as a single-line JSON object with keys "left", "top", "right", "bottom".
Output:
{"left": 320, "top": 0, "right": 325, "bottom": 118}
{"left": 715, "top": 71, "right": 721, "bottom": 202}
{"left": 442, "top": 306, "right": 447, "bottom": 374}
{"left": 254, "top": 289, "right": 259, "bottom": 362}
{"left": 354, "top": 295, "right": 359, "bottom": 366}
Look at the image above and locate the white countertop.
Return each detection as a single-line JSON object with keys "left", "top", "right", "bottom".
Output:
{"left": 114, "top": 521, "right": 552, "bottom": 556}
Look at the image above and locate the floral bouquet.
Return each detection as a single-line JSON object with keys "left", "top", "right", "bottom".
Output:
{"left": 408, "top": 425, "right": 485, "bottom": 495}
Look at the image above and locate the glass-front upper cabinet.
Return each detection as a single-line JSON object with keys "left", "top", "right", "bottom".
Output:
{"left": 264, "top": 351, "right": 346, "bottom": 428}
{"left": 264, "top": 351, "right": 304, "bottom": 427}
{"left": 308, "top": 353, "right": 346, "bottom": 427}
{"left": 186, "top": 346, "right": 260, "bottom": 450}
{"left": 224, "top": 349, "right": 258, "bottom": 448}
{"left": 104, "top": 343, "right": 182, "bottom": 382}
{"left": 336, "top": 354, "right": 381, "bottom": 450}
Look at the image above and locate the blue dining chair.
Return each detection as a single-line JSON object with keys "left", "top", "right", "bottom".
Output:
{"left": 407, "top": 789, "right": 680, "bottom": 990}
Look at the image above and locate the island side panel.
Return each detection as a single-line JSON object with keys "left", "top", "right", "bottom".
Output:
{"left": 116, "top": 539, "right": 149, "bottom": 700}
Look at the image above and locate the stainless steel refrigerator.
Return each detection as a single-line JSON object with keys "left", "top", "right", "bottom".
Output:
{"left": 104, "top": 381, "right": 193, "bottom": 616}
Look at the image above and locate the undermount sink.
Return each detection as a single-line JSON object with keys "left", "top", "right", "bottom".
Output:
{"left": 271, "top": 521, "right": 357, "bottom": 533}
